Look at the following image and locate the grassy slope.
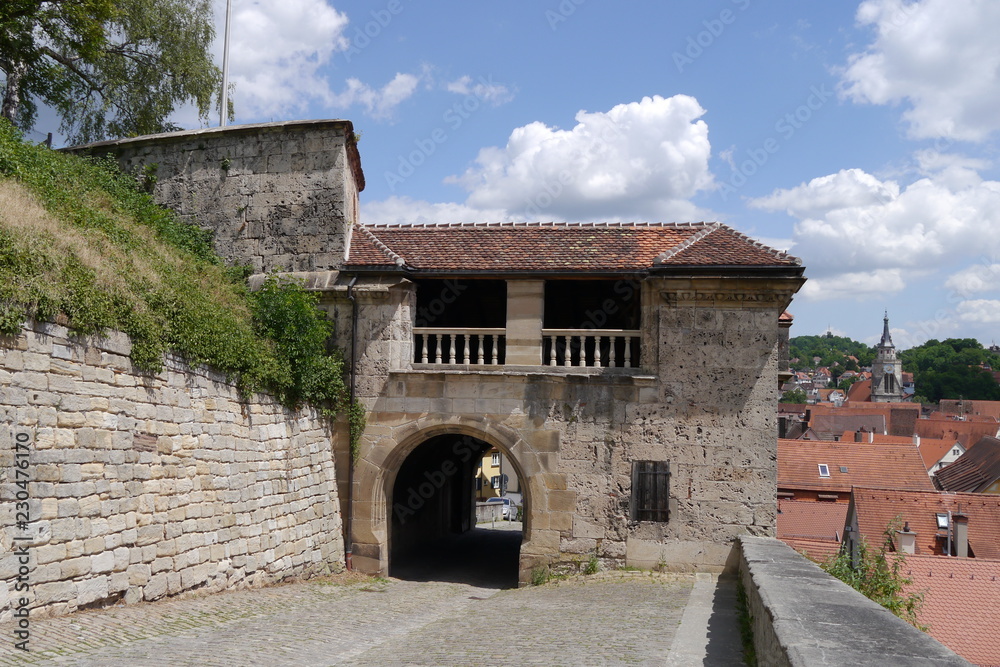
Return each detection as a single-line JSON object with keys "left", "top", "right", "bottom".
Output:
{"left": 0, "top": 120, "right": 344, "bottom": 410}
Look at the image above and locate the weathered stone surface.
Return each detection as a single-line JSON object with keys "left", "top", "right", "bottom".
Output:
{"left": 738, "top": 536, "right": 970, "bottom": 667}
{"left": 0, "top": 321, "right": 344, "bottom": 622}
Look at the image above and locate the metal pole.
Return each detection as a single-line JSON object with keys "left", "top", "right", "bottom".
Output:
{"left": 220, "top": 0, "right": 232, "bottom": 127}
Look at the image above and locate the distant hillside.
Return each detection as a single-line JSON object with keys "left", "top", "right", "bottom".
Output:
{"left": 0, "top": 120, "right": 345, "bottom": 412}
{"left": 789, "top": 334, "right": 875, "bottom": 371}
{"left": 900, "top": 338, "right": 1000, "bottom": 403}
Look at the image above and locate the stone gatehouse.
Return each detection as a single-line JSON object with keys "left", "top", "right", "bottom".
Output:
{"left": 76, "top": 119, "right": 804, "bottom": 583}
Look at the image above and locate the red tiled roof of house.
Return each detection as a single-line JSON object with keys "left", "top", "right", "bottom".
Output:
{"left": 902, "top": 554, "right": 1000, "bottom": 667}
{"left": 345, "top": 221, "right": 802, "bottom": 273}
{"left": 851, "top": 487, "right": 1000, "bottom": 559}
{"left": 811, "top": 413, "right": 885, "bottom": 437}
{"left": 939, "top": 399, "right": 1000, "bottom": 421}
{"left": 781, "top": 536, "right": 843, "bottom": 563}
{"left": 778, "top": 439, "right": 935, "bottom": 494}
{"left": 778, "top": 500, "right": 848, "bottom": 541}
{"left": 918, "top": 438, "right": 960, "bottom": 471}
{"left": 836, "top": 431, "right": 914, "bottom": 445}
{"left": 810, "top": 402, "right": 920, "bottom": 437}
{"left": 935, "top": 436, "right": 1000, "bottom": 493}
{"left": 916, "top": 418, "right": 1000, "bottom": 447}
{"left": 779, "top": 310, "right": 794, "bottom": 323}
{"left": 846, "top": 379, "right": 871, "bottom": 402}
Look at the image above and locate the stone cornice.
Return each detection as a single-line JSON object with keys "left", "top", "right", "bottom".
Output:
{"left": 658, "top": 276, "right": 805, "bottom": 309}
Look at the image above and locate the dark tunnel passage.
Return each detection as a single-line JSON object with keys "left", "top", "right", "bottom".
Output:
{"left": 389, "top": 433, "right": 523, "bottom": 588}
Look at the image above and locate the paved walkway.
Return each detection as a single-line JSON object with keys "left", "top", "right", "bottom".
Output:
{"left": 1, "top": 529, "right": 745, "bottom": 666}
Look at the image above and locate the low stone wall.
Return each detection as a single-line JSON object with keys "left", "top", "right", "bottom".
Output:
{"left": 0, "top": 321, "right": 344, "bottom": 621}
{"left": 737, "top": 536, "right": 970, "bottom": 666}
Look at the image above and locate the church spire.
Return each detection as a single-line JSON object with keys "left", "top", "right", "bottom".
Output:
{"left": 880, "top": 310, "right": 894, "bottom": 348}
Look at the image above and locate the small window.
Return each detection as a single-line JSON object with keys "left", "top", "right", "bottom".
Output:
{"left": 491, "top": 452, "right": 500, "bottom": 466}
{"left": 818, "top": 464, "right": 831, "bottom": 477}
{"left": 953, "top": 448, "right": 961, "bottom": 456}
{"left": 936, "top": 513, "right": 949, "bottom": 529}
{"left": 491, "top": 475, "right": 501, "bottom": 489}
{"left": 631, "top": 461, "right": 670, "bottom": 522}
{"left": 840, "top": 466, "right": 849, "bottom": 473}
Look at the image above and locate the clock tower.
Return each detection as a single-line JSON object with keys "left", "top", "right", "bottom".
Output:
{"left": 871, "top": 312, "right": 904, "bottom": 403}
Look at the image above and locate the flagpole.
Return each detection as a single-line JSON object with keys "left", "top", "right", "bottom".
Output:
{"left": 220, "top": 0, "right": 232, "bottom": 127}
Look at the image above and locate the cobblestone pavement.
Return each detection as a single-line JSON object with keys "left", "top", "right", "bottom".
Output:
{"left": 0, "top": 572, "right": 702, "bottom": 667}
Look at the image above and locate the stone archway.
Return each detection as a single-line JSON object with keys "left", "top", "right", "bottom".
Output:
{"left": 349, "top": 417, "right": 543, "bottom": 583}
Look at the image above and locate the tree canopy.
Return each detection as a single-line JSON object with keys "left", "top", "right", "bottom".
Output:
{"left": 899, "top": 338, "right": 1000, "bottom": 403}
{"left": 789, "top": 334, "right": 876, "bottom": 370}
{"left": 1, "top": 0, "right": 221, "bottom": 144}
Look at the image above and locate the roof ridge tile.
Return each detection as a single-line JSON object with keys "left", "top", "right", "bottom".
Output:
{"left": 353, "top": 222, "right": 406, "bottom": 267}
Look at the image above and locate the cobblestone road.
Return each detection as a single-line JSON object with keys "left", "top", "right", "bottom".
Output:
{"left": 0, "top": 572, "right": 699, "bottom": 667}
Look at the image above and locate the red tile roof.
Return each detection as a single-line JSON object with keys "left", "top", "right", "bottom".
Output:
{"left": 939, "top": 399, "right": 1000, "bottom": 421}
{"left": 778, "top": 499, "right": 849, "bottom": 540}
{"left": 935, "top": 436, "right": 1000, "bottom": 493}
{"left": 918, "top": 438, "right": 961, "bottom": 471}
{"left": 851, "top": 487, "right": 1000, "bottom": 559}
{"left": 902, "top": 554, "right": 1000, "bottom": 667}
{"left": 345, "top": 221, "right": 802, "bottom": 273}
{"left": 778, "top": 439, "right": 936, "bottom": 494}
{"left": 917, "top": 415, "right": 1000, "bottom": 446}
{"left": 781, "top": 536, "right": 843, "bottom": 562}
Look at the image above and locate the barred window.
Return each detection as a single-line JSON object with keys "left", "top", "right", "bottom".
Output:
{"left": 631, "top": 460, "right": 670, "bottom": 522}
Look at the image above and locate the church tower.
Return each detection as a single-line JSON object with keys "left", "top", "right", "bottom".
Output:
{"left": 870, "top": 312, "right": 904, "bottom": 403}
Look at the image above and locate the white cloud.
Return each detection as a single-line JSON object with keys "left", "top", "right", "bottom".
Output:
{"left": 799, "top": 269, "right": 906, "bottom": 301}
{"left": 956, "top": 300, "right": 1000, "bottom": 324}
{"left": 445, "top": 76, "right": 514, "bottom": 106}
{"left": 750, "top": 167, "right": 1000, "bottom": 284}
{"left": 220, "top": 0, "right": 349, "bottom": 118}
{"left": 839, "top": 0, "right": 1000, "bottom": 140}
{"left": 446, "top": 95, "right": 714, "bottom": 222}
{"left": 331, "top": 74, "right": 421, "bottom": 119}
{"left": 361, "top": 196, "right": 514, "bottom": 226}
{"left": 945, "top": 264, "right": 1000, "bottom": 296}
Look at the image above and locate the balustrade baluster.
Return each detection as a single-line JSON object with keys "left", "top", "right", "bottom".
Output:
{"left": 477, "top": 335, "right": 485, "bottom": 364}
{"left": 435, "top": 334, "right": 443, "bottom": 364}
{"left": 609, "top": 335, "right": 617, "bottom": 367}
{"left": 549, "top": 336, "right": 556, "bottom": 365}
{"left": 563, "top": 335, "right": 572, "bottom": 367}
{"left": 459, "top": 335, "right": 468, "bottom": 364}
{"left": 594, "top": 335, "right": 602, "bottom": 367}
{"left": 624, "top": 336, "right": 632, "bottom": 368}
{"left": 419, "top": 335, "right": 428, "bottom": 363}
{"left": 491, "top": 335, "right": 499, "bottom": 364}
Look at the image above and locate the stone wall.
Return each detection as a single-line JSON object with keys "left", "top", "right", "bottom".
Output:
{"left": 737, "top": 536, "right": 969, "bottom": 666}
{"left": 67, "top": 120, "right": 363, "bottom": 275}
{"left": 322, "top": 275, "right": 795, "bottom": 579}
{"left": 0, "top": 321, "right": 344, "bottom": 621}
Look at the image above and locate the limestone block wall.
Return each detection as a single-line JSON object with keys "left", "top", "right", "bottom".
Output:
{"left": 67, "top": 120, "right": 363, "bottom": 275}
{"left": 0, "top": 321, "right": 344, "bottom": 621}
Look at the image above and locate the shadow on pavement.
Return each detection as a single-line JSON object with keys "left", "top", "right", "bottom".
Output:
{"left": 390, "top": 527, "right": 523, "bottom": 589}
{"left": 704, "top": 575, "right": 746, "bottom": 665}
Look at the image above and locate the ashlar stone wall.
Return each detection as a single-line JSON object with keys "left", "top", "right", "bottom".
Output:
{"left": 68, "top": 120, "right": 363, "bottom": 276}
{"left": 0, "top": 321, "right": 344, "bottom": 621}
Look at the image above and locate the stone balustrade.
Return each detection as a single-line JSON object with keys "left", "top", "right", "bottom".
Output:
{"left": 542, "top": 329, "right": 640, "bottom": 368}
{"left": 414, "top": 328, "right": 506, "bottom": 365}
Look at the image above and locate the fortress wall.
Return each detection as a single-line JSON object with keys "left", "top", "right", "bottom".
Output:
{"left": 0, "top": 321, "right": 344, "bottom": 620}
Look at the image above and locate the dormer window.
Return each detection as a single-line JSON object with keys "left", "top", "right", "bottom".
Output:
{"left": 936, "top": 513, "right": 949, "bottom": 530}
{"left": 818, "top": 464, "right": 831, "bottom": 478}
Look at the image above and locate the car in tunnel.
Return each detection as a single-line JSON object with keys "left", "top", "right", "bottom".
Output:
{"left": 485, "top": 496, "right": 518, "bottom": 520}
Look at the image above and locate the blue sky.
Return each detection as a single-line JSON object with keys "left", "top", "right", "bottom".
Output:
{"left": 36, "top": 0, "right": 1000, "bottom": 348}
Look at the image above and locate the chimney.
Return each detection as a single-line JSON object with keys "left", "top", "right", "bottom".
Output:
{"left": 855, "top": 429, "right": 863, "bottom": 443}
{"left": 953, "top": 513, "right": 969, "bottom": 558}
{"left": 896, "top": 521, "right": 917, "bottom": 555}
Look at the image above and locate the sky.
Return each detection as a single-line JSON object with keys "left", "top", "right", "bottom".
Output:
{"left": 31, "top": 0, "right": 1000, "bottom": 349}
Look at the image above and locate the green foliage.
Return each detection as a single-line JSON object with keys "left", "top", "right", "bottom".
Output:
{"left": 530, "top": 566, "right": 551, "bottom": 586}
{"left": 900, "top": 338, "right": 1000, "bottom": 403}
{"left": 780, "top": 388, "right": 807, "bottom": 404}
{"left": 789, "top": 334, "right": 875, "bottom": 370}
{"left": 838, "top": 375, "right": 861, "bottom": 392}
{"left": 735, "top": 580, "right": 757, "bottom": 667}
{"left": 348, "top": 401, "right": 366, "bottom": 462}
{"left": 821, "top": 517, "right": 926, "bottom": 629}
{"left": 583, "top": 553, "right": 600, "bottom": 575}
{"left": 0, "top": 119, "right": 347, "bottom": 416}
{"left": 2, "top": 0, "right": 221, "bottom": 143}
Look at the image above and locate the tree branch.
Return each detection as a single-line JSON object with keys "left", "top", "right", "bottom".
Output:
{"left": 39, "top": 44, "right": 104, "bottom": 94}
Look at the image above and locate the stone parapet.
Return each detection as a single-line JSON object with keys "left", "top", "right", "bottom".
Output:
{"left": 738, "top": 536, "right": 970, "bottom": 667}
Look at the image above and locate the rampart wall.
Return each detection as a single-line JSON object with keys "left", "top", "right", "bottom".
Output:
{"left": 0, "top": 321, "right": 344, "bottom": 621}
{"left": 68, "top": 120, "right": 363, "bottom": 276}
